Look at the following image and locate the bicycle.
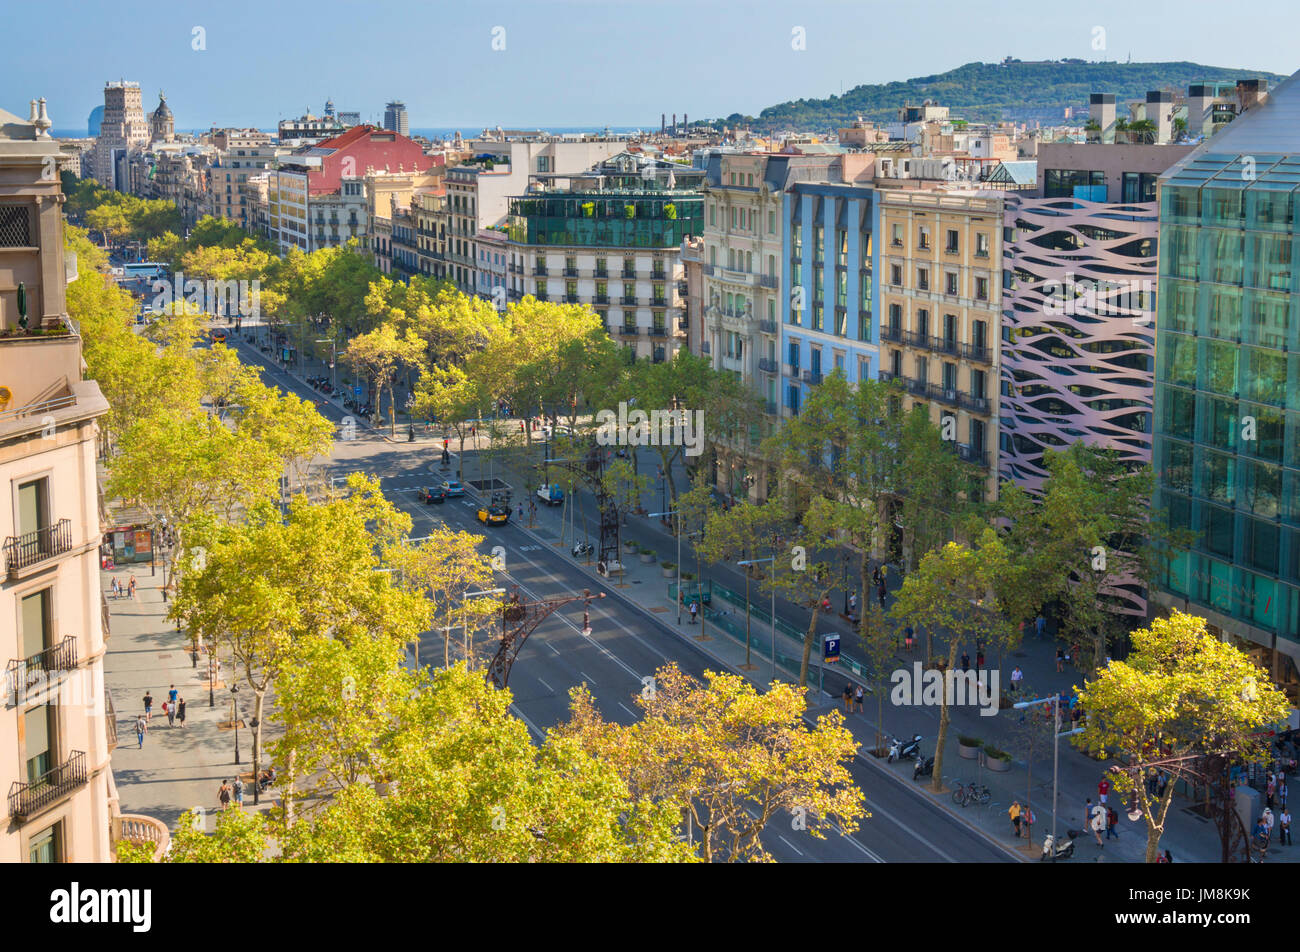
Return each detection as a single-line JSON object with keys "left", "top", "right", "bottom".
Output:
{"left": 952, "top": 780, "right": 992, "bottom": 807}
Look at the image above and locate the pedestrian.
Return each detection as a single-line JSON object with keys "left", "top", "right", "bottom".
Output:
{"left": 233, "top": 776, "right": 245, "bottom": 808}
{"left": 1106, "top": 806, "right": 1119, "bottom": 839}
{"left": 168, "top": 684, "right": 178, "bottom": 707}
{"left": 1098, "top": 777, "right": 1110, "bottom": 805}
{"left": 872, "top": 565, "right": 882, "bottom": 587}
{"left": 135, "top": 713, "right": 147, "bottom": 748}
{"left": 975, "top": 649, "right": 985, "bottom": 672}
{"left": 110, "top": 577, "right": 120, "bottom": 599}
{"left": 177, "top": 696, "right": 187, "bottom": 729}
{"left": 142, "top": 690, "right": 153, "bottom": 721}
{"left": 1281, "top": 808, "right": 1293, "bottom": 846}
{"left": 1090, "top": 803, "right": 1106, "bottom": 847}
{"left": 877, "top": 582, "right": 886, "bottom": 610}
{"left": 218, "top": 780, "right": 232, "bottom": 811}
{"left": 1056, "top": 646, "right": 1065, "bottom": 673}
{"left": 848, "top": 592, "right": 857, "bottom": 618}
{"left": 1267, "top": 776, "right": 1276, "bottom": 809}
{"left": 853, "top": 683, "right": 864, "bottom": 713}
{"left": 1262, "top": 806, "right": 1275, "bottom": 843}
{"left": 688, "top": 600, "right": 698, "bottom": 624}
{"left": 1156, "top": 850, "right": 1169, "bottom": 864}
{"left": 1084, "top": 796, "right": 1093, "bottom": 829}
{"left": 904, "top": 626, "right": 914, "bottom": 653}
{"left": 841, "top": 683, "right": 852, "bottom": 713}
{"left": 1009, "top": 800, "right": 1022, "bottom": 838}
{"left": 1157, "top": 770, "right": 1169, "bottom": 800}
{"left": 1010, "top": 666, "right": 1024, "bottom": 693}
{"left": 1069, "top": 642, "right": 1080, "bottom": 668}
{"left": 961, "top": 651, "right": 970, "bottom": 673}
{"left": 160, "top": 699, "right": 169, "bottom": 726}
{"left": 1281, "top": 778, "right": 1289, "bottom": 809}
{"left": 1022, "top": 805, "right": 1035, "bottom": 840}
{"left": 127, "top": 575, "right": 137, "bottom": 600}
{"left": 1035, "top": 613, "right": 1046, "bottom": 639}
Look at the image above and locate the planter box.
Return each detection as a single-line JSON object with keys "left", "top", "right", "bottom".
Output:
{"left": 639, "top": 552, "right": 656, "bottom": 564}
{"left": 623, "top": 542, "right": 638, "bottom": 553}
{"left": 986, "top": 756, "right": 1012, "bottom": 773}
{"left": 661, "top": 566, "right": 676, "bottom": 578}
{"left": 958, "top": 742, "right": 981, "bottom": 760}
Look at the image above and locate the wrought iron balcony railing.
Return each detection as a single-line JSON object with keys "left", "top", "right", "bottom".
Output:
{"left": 5, "top": 635, "right": 77, "bottom": 702}
{"left": 4, "top": 519, "right": 73, "bottom": 575}
{"left": 9, "top": 750, "right": 87, "bottom": 821}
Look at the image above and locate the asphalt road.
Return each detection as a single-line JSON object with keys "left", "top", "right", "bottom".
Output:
{"left": 232, "top": 333, "right": 1014, "bottom": 863}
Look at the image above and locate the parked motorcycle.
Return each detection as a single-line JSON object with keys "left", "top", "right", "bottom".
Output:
{"left": 887, "top": 733, "right": 923, "bottom": 763}
{"left": 1041, "top": 830, "right": 1078, "bottom": 862}
{"left": 912, "top": 755, "right": 935, "bottom": 781}
{"left": 572, "top": 541, "right": 594, "bottom": 558}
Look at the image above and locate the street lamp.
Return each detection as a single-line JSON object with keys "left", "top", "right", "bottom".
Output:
{"left": 738, "top": 553, "right": 778, "bottom": 681}
{"left": 316, "top": 338, "right": 337, "bottom": 392}
{"left": 1013, "top": 693, "right": 1085, "bottom": 856}
{"left": 648, "top": 509, "right": 682, "bottom": 626}
{"left": 231, "top": 683, "right": 241, "bottom": 766}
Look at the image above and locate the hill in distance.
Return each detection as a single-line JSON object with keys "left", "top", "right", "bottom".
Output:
{"left": 727, "top": 60, "right": 1289, "bottom": 132}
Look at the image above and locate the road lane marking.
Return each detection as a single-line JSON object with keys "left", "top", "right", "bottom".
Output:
{"left": 618, "top": 701, "right": 637, "bottom": 718}
{"left": 509, "top": 703, "right": 544, "bottom": 741}
{"left": 537, "top": 677, "right": 553, "bottom": 693}
{"left": 579, "top": 670, "right": 596, "bottom": 685}
{"left": 778, "top": 835, "right": 805, "bottom": 857}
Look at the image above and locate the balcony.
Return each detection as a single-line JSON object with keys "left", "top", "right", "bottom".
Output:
{"left": 621, "top": 269, "right": 637, "bottom": 279}
{"left": 651, "top": 298, "right": 668, "bottom": 309}
{"left": 960, "top": 391, "right": 991, "bottom": 414}
{"left": 649, "top": 326, "right": 668, "bottom": 338}
{"left": 533, "top": 267, "right": 549, "bottom": 276}
{"left": 955, "top": 443, "right": 990, "bottom": 468}
{"left": 595, "top": 268, "right": 609, "bottom": 279}
{"left": 565, "top": 294, "right": 580, "bottom": 304}
{"left": 758, "top": 319, "right": 777, "bottom": 335}
{"left": 881, "top": 324, "right": 903, "bottom": 343}
{"left": 758, "top": 274, "right": 778, "bottom": 290}
{"left": 5, "top": 635, "right": 78, "bottom": 702}
{"left": 564, "top": 268, "right": 579, "bottom": 278}
{"left": 9, "top": 750, "right": 87, "bottom": 822}
{"left": 765, "top": 401, "right": 778, "bottom": 416}
{"left": 962, "top": 341, "right": 993, "bottom": 363}
{"left": 595, "top": 294, "right": 610, "bottom": 305}
{"left": 621, "top": 296, "right": 639, "bottom": 306}
{"left": 927, "top": 383, "right": 962, "bottom": 408}
{"left": 618, "top": 325, "right": 642, "bottom": 336}
{"left": 758, "top": 357, "right": 779, "bottom": 374}
{"left": 677, "top": 317, "right": 689, "bottom": 331}
{"left": 677, "top": 280, "right": 688, "bottom": 296}
{"left": 932, "top": 336, "right": 961, "bottom": 358}
{"left": 701, "top": 342, "right": 711, "bottom": 354}
{"left": 4, "top": 519, "right": 74, "bottom": 576}
{"left": 651, "top": 271, "right": 667, "bottom": 282}
{"left": 802, "top": 370, "right": 823, "bottom": 386}
{"left": 112, "top": 812, "right": 170, "bottom": 862}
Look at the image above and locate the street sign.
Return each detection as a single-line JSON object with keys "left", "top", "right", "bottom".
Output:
{"left": 823, "top": 633, "right": 840, "bottom": 663}
{"left": 354, "top": 385, "right": 362, "bottom": 396}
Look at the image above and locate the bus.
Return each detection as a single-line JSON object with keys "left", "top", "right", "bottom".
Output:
{"left": 121, "top": 262, "right": 169, "bottom": 282}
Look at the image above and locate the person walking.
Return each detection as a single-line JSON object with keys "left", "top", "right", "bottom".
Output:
{"left": 853, "top": 683, "right": 864, "bottom": 713}
{"left": 1098, "top": 777, "right": 1110, "bottom": 805}
{"left": 1009, "top": 800, "right": 1022, "bottom": 838}
{"left": 1010, "top": 666, "right": 1024, "bottom": 693}
{"left": 1090, "top": 803, "right": 1106, "bottom": 847}
{"left": 1280, "top": 808, "right": 1292, "bottom": 846}
{"left": 177, "top": 696, "right": 187, "bottom": 729}
{"left": 1084, "top": 797, "right": 1094, "bottom": 829}
{"left": 127, "top": 575, "right": 137, "bottom": 600}
{"left": 961, "top": 651, "right": 970, "bottom": 673}
{"left": 142, "top": 690, "right": 153, "bottom": 721}
{"left": 164, "top": 700, "right": 175, "bottom": 727}
{"left": 134, "top": 713, "right": 147, "bottom": 748}
{"left": 1056, "top": 646, "right": 1065, "bottom": 673}
{"left": 1106, "top": 806, "right": 1120, "bottom": 839}
{"left": 1267, "top": 776, "right": 1276, "bottom": 809}
{"left": 168, "top": 684, "right": 178, "bottom": 708}
{"left": 848, "top": 592, "right": 857, "bottom": 619}
{"left": 1035, "top": 613, "right": 1046, "bottom": 639}
{"left": 841, "top": 683, "right": 853, "bottom": 713}
{"left": 975, "top": 649, "right": 985, "bottom": 672}
{"left": 233, "top": 776, "right": 245, "bottom": 808}
{"left": 218, "top": 780, "right": 232, "bottom": 811}
{"left": 877, "top": 581, "right": 886, "bottom": 610}
{"left": 1157, "top": 770, "right": 1169, "bottom": 801}
{"left": 904, "top": 626, "right": 915, "bottom": 653}
{"left": 110, "top": 577, "right": 120, "bottom": 599}
{"left": 688, "top": 601, "right": 698, "bottom": 625}
{"left": 1280, "top": 778, "right": 1288, "bottom": 809}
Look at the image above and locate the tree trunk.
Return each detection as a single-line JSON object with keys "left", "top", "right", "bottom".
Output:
{"left": 931, "top": 641, "right": 960, "bottom": 793}
{"left": 252, "top": 690, "right": 265, "bottom": 788}
{"left": 285, "top": 747, "right": 297, "bottom": 828}
{"left": 799, "top": 606, "right": 819, "bottom": 689}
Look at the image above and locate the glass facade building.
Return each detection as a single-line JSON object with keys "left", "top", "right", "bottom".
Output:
{"left": 506, "top": 192, "right": 703, "bottom": 248}
{"left": 1153, "top": 149, "right": 1300, "bottom": 680}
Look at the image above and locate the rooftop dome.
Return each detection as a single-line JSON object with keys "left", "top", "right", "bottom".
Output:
{"left": 152, "top": 92, "right": 172, "bottom": 120}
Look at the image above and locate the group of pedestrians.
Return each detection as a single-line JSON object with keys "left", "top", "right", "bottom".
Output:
{"left": 134, "top": 684, "right": 187, "bottom": 747}
{"left": 840, "top": 682, "right": 864, "bottom": 713}
{"left": 108, "top": 575, "right": 138, "bottom": 600}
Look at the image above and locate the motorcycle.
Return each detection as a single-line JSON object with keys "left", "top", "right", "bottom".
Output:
{"left": 572, "top": 541, "right": 594, "bottom": 558}
{"left": 887, "top": 733, "right": 923, "bottom": 763}
{"left": 1041, "top": 831, "right": 1078, "bottom": 862}
{"left": 912, "top": 755, "right": 935, "bottom": 781}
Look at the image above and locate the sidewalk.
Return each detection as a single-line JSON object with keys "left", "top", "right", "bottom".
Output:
{"left": 102, "top": 558, "right": 277, "bottom": 834}
{"left": 488, "top": 448, "right": 1289, "bottom": 864}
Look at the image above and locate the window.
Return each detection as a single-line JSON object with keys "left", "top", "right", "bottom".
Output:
{"left": 17, "top": 477, "right": 49, "bottom": 537}
{"left": 975, "top": 277, "right": 989, "bottom": 301}
{"left": 918, "top": 227, "right": 930, "bottom": 250}
{"left": 975, "top": 232, "right": 989, "bottom": 258}
{"left": 891, "top": 223, "right": 903, "bottom": 247}
{"left": 730, "top": 208, "right": 736, "bottom": 229}
{"left": 768, "top": 210, "right": 776, "bottom": 234}
{"left": 747, "top": 174, "right": 754, "bottom": 186}
{"left": 788, "top": 341, "right": 800, "bottom": 370}
{"left": 917, "top": 268, "right": 929, "bottom": 291}
{"left": 945, "top": 272, "right": 958, "bottom": 296}
{"left": 837, "top": 229, "right": 848, "bottom": 267}
{"left": 25, "top": 704, "right": 54, "bottom": 783}
{"left": 1044, "top": 169, "right": 1106, "bottom": 199}
{"left": 21, "top": 588, "right": 51, "bottom": 661}
{"left": 28, "top": 823, "right": 61, "bottom": 864}
{"left": 710, "top": 205, "right": 716, "bottom": 226}
{"left": 916, "top": 308, "right": 930, "bottom": 337}
{"left": 945, "top": 229, "right": 959, "bottom": 254}
{"left": 943, "top": 363, "right": 957, "bottom": 391}
{"left": 1121, "top": 172, "right": 1159, "bottom": 204}
{"left": 890, "top": 264, "right": 902, "bottom": 286}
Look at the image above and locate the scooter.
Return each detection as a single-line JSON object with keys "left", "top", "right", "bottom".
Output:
{"left": 912, "top": 755, "right": 935, "bottom": 781}
{"left": 887, "top": 733, "right": 923, "bottom": 763}
{"left": 572, "top": 541, "right": 594, "bottom": 558}
{"left": 1041, "top": 830, "right": 1078, "bottom": 862}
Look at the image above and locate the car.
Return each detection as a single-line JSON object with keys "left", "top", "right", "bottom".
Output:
{"left": 440, "top": 479, "right": 465, "bottom": 497}
{"left": 417, "top": 487, "right": 446, "bottom": 505}
{"left": 536, "top": 483, "right": 564, "bottom": 506}
{"left": 210, "top": 328, "right": 228, "bottom": 344}
{"left": 476, "top": 504, "right": 510, "bottom": 526}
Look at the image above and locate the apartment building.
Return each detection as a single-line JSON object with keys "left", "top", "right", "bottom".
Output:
{"left": 266, "top": 125, "right": 433, "bottom": 253}
{"left": 700, "top": 153, "right": 843, "bottom": 442}
{"left": 413, "top": 189, "right": 448, "bottom": 278}
{"left": 1151, "top": 71, "right": 1300, "bottom": 700}
{"left": 504, "top": 155, "right": 702, "bottom": 361}
{"left": 877, "top": 189, "right": 1003, "bottom": 501}
{"left": 87, "top": 81, "right": 149, "bottom": 191}
{"left": 208, "top": 133, "right": 286, "bottom": 230}
{"left": 0, "top": 106, "right": 165, "bottom": 861}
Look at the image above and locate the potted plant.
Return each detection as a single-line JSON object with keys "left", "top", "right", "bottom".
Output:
{"left": 661, "top": 561, "right": 676, "bottom": 578}
{"left": 664, "top": 203, "right": 677, "bottom": 220}
{"left": 623, "top": 538, "right": 638, "bottom": 553}
{"left": 624, "top": 204, "right": 636, "bottom": 219}
{"left": 680, "top": 571, "right": 695, "bottom": 581}
{"left": 958, "top": 735, "right": 982, "bottom": 760}
{"left": 983, "top": 745, "right": 1012, "bottom": 772}
{"left": 638, "top": 546, "right": 656, "bottom": 564}
{"left": 582, "top": 202, "right": 595, "bottom": 217}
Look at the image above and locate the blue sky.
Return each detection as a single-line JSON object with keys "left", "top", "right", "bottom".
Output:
{"left": 6, "top": 0, "right": 1297, "bottom": 131}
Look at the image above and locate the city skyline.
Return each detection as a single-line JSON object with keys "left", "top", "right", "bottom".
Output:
{"left": 4, "top": 0, "right": 1297, "bottom": 130}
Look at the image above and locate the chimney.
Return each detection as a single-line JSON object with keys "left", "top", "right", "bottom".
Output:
{"left": 1186, "top": 84, "right": 1214, "bottom": 139}
{"left": 1146, "top": 91, "right": 1173, "bottom": 144}
{"left": 1089, "top": 93, "right": 1116, "bottom": 143}
{"left": 672, "top": 113, "right": 676, "bottom": 134}
{"left": 1237, "top": 78, "right": 1267, "bottom": 112}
